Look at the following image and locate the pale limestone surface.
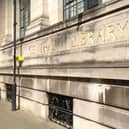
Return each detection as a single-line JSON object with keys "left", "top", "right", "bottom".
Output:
{"left": 74, "top": 99, "right": 129, "bottom": 129}
{"left": 74, "top": 116, "right": 111, "bottom": 129}
{"left": 20, "top": 97, "right": 48, "bottom": 119}
{"left": 48, "top": 0, "right": 63, "bottom": 25}
{"left": 0, "top": 83, "right": 6, "bottom": 100}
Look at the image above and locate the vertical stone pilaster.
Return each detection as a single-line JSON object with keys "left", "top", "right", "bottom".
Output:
{"left": 0, "top": 83, "right": 7, "bottom": 100}
{"left": 31, "top": 0, "right": 43, "bottom": 21}
{"left": 26, "top": 0, "right": 49, "bottom": 35}
{"left": 48, "top": 0, "right": 63, "bottom": 25}
{"left": 4, "top": 0, "right": 13, "bottom": 44}
{"left": 0, "top": 0, "right": 6, "bottom": 45}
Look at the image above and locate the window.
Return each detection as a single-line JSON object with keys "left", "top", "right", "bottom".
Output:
{"left": 64, "top": 0, "right": 99, "bottom": 20}
{"left": 48, "top": 93, "right": 73, "bottom": 128}
{"left": 87, "top": 0, "right": 99, "bottom": 9}
{"left": 19, "top": 0, "right": 30, "bottom": 39}
{"left": 6, "top": 84, "right": 12, "bottom": 102}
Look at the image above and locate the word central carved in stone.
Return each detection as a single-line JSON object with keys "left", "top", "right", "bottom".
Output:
{"left": 24, "top": 17, "right": 129, "bottom": 57}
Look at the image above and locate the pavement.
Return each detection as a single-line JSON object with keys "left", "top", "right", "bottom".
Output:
{"left": 0, "top": 101, "right": 66, "bottom": 129}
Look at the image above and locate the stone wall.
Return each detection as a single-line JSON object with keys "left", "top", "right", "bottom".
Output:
{"left": 0, "top": 0, "right": 129, "bottom": 129}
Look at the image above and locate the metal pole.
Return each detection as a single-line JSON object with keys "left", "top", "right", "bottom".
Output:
{"left": 12, "top": 0, "right": 17, "bottom": 111}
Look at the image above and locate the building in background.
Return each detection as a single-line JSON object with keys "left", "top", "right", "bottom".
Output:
{"left": 0, "top": 0, "right": 129, "bottom": 129}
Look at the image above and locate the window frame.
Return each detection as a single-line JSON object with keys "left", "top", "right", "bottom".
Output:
{"left": 63, "top": 0, "right": 100, "bottom": 20}
{"left": 19, "top": 0, "right": 31, "bottom": 39}
{"left": 48, "top": 93, "right": 73, "bottom": 128}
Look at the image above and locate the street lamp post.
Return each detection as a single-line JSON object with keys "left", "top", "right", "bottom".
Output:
{"left": 12, "top": 0, "right": 17, "bottom": 111}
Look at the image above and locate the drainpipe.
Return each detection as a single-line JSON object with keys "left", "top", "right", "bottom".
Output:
{"left": 12, "top": 0, "right": 17, "bottom": 111}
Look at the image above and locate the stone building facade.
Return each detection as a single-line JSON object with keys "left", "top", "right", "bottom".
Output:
{"left": 0, "top": 0, "right": 129, "bottom": 129}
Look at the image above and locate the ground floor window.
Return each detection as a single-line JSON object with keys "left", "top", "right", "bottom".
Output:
{"left": 48, "top": 93, "right": 73, "bottom": 128}
{"left": 6, "top": 84, "right": 12, "bottom": 102}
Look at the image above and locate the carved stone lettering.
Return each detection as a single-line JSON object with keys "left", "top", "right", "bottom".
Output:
{"left": 24, "top": 17, "right": 129, "bottom": 57}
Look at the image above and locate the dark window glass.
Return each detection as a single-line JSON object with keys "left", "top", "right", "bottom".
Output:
{"left": 64, "top": 0, "right": 99, "bottom": 20}
{"left": 49, "top": 93, "right": 73, "bottom": 128}
{"left": 6, "top": 84, "right": 12, "bottom": 102}
{"left": 19, "top": 0, "right": 30, "bottom": 39}
{"left": 87, "top": 0, "right": 99, "bottom": 9}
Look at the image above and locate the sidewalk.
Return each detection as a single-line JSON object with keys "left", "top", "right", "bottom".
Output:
{"left": 0, "top": 101, "right": 66, "bottom": 129}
